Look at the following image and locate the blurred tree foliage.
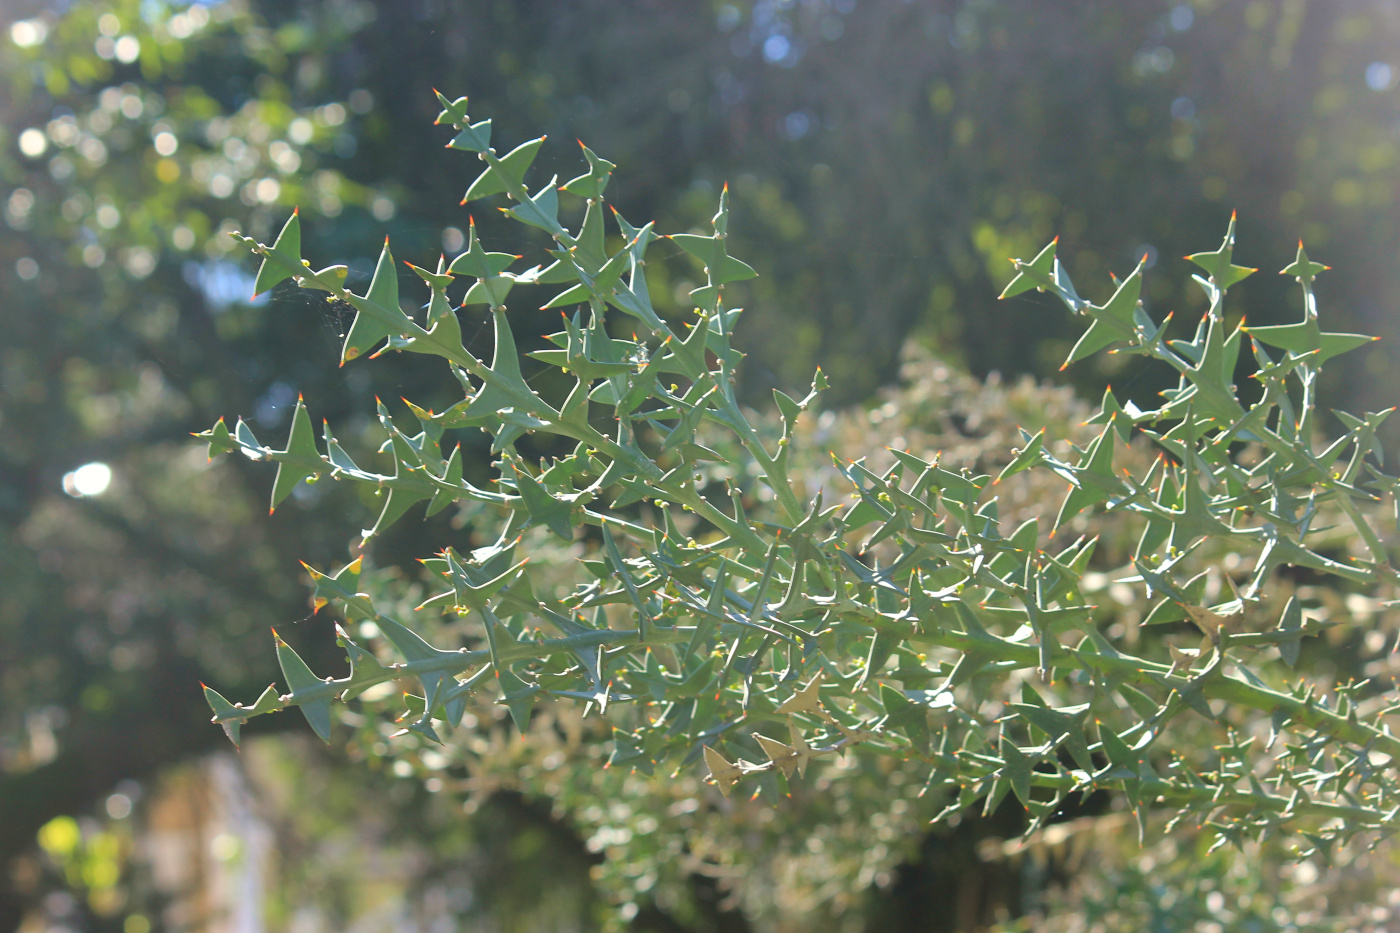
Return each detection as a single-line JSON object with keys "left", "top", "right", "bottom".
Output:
{"left": 4, "top": 0, "right": 1400, "bottom": 929}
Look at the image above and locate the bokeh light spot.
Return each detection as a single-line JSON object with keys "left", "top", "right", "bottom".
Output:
{"left": 64, "top": 462, "right": 112, "bottom": 497}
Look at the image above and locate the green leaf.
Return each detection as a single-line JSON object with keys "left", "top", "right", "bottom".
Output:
{"left": 448, "top": 219, "right": 520, "bottom": 278}
{"left": 252, "top": 209, "right": 302, "bottom": 297}
{"left": 881, "top": 683, "right": 929, "bottom": 753}
{"left": 448, "top": 119, "right": 492, "bottom": 153}
{"left": 1115, "top": 683, "right": 1161, "bottom": 723}
{"left": 999, "top": 733, "right": 1034, "bottom": 810}
{"left": 773, "top": 389, "right": 802, "bottom": 424}
{"left": 561, "top": 142, "right": 616, "bottom": 199}
{"left": 1277, "top": 595, "right": 1304, "bottom": 668}
{"left": 425, "top": 444, "right": 463, "bottom": 517}
{"left": 994, "top": 428, "right": 1045, "bottom": 485}
{"left": 1053, "top": 424, "right": 1121, "bottom": 531}
{"left": 999, "top": 237, "right": 1058, "bottom": 299}
{"left": 1244, "top": 324, "right": 1375, "bottom": 366}
{"left": 373, "top": 612, "right": 462, "bottom": 714}
{"left": 270, "top": 396, "right": 321, "bottom": 511}
{"left": 1011, "top": 690, "right": 1093, "bottom": 773}
{"left": 343, "top": 238, "right": 410, "bottom": 364}
{"left": 603, "top": 524, "right": 654, "bottom": 641}
{"left": 1186, "top": 213, "right": 1257, "bottom": 290}
{"left": 670, "top": 231, "right": 756, "bottom": 286}
{"left": 463, "top": 136, "right": 546, "bottom": 202}
{"left": 1085, "top": 386, "right": 1134, "bottom": 442}
{"left": 1096, "top": 721, "right": 1137, "bottom": 772}
{"left": 496, "top": 667, "right": 539, "bottom": 734}
{"left": 1280, "top": 240, "right": 1329, "bottom": 284}
{"left": 334, "top": 624, "right": 394, "bottom": 701}
{"left": 196, "top": 417, "right": 237, "bottom": 458}
{"left": 462, "top": 275, "right": 516, "bottom": 309}
{"left": 273, "top": 630, "right": 333, "bottom": 742}
{"left": 571, "top": 200, "right": 608, "bottom": 271}
{"left": 669, "top": 233, "right": 723, "bottom": 269}
{"left": 504, "top": 175, "right": 561, "bottom": 232}
{"left": 1062, "top": 256, "right": 1145, "bottom": 368}
{"left": 542, "top": 248, "right": 629, "bottom": 309}
{"left": 510, "top": 463, "right": 574, "bottom": 540}
{"left": 303, "top": 557, "right": 375, "bottom": 621}
{"left": 202, "top": 683, "right": 246, "bottom": 748}
{"left": 433, "top": 90, "right": 471, "bottom": 126}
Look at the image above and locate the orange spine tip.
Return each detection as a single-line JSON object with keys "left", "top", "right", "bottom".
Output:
{"left": 292, "top": 206, "right": 299, "bottom": 216}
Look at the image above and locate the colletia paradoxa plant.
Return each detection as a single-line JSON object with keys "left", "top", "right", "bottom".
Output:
{"left": 201, "top": 92, "right": 1399, "bottom": 857}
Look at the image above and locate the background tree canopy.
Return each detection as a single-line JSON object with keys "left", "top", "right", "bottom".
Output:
{"left": 4, "top": 1, "right": 1400, "bottom": 931}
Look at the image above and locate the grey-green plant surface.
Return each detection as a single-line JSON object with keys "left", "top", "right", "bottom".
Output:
{"left": 200, "top": 94, "right": 1399, "bottom": 879}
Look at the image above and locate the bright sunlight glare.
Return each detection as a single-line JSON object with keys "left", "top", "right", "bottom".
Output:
{"left": 63, "top": 462, "right": 112, "bottom": 497}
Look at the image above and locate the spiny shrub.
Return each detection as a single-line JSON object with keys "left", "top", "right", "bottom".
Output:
{"left": 200, "top": 92, "right": 1398, "bottom": 861}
